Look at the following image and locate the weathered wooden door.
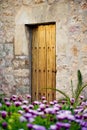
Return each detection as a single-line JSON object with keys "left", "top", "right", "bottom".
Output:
{"left": 31, "top": 24, "right": 56, "bottom": 102}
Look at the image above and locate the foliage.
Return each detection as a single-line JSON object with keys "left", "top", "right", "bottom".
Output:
{"left": 0, "top": 94, "right": 87, "bottom": 130}
{"left": 33, "top": 114, "right": 56, "bottom": 129}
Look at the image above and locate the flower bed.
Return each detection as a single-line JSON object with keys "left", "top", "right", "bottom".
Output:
{"left": 0, "top": 95, "right": 87, "bottom": 130}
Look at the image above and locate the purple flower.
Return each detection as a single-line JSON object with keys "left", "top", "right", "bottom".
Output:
{"left": 33, "top": 125, "right": 46, "bottom": 130}
{"left": 54, "top": 104, "right": 61, "bottom": 109}
{"left": 75, "top": 114, "right": 82, "bottom": 119}
{"left": 80, "top": 95, "right": 84, "bottom": 100}
{"left": 53, "top": 106, "right": 59, "bottom": 113}
{"left": 20, "top": 116, "right": 27, "bottom": 122}
{"left": 50, "top": 101, "right": 54, "bottom": 105}
{"left": 5, "top": 101, "right": 11, "bottom": 107}
{"left": 1, "top": 111, "right": 7, "bottom": 119}
{"left": 4, "top": 98, "right": 9, "bottom": 102}
{"left": 27, "top": 124, "right": 33, "bottom": 129}
{"left": 28, "top": 117, "right": 35, "bottom": 123}
{"left": 26, "top": 94, "right": 31, "bottom": 99}
{"left": 2, "top": 122, "right": 8, "bottom": 129}
{"left": 46, "top": 104, "right": 49, "bottom": 108}
{"left": 12, "top": 95, "right": 18, "bottom": 98}
{"left": 24, "top": 106, "right": 29, "bottom": 113}
{"left": 50, "top": 125, "right": 57, "bottom": 130}
{"left": 31, "top": 110, "right": 38, "bottom": 116}
{"left": 41, "top": 96, "right": 46, "bottom": 100}
{"left": 53, "top": 100, "right": 58, "bottom": 104}
{"left": 21, "top": 105, "right": 28, "bottom": 109}
{"left": 44, "top": 108, "right": 54, "bottom": 114}
{"left": 67, "top": 114, "right": 75, "bottom": 121}
{"left": 14, "top": 101, "right": 22, "bottom": 107}
{"left": 38, "top": 112, "right": 44, "bottom": 116}
{"left": 82, "top": 127, "right": 87, "bottom": 130}
{"left": 70, "top": 98, "right": 75, "bottom": 105}
{"left": 83, "top": 113, "right": 87, "bottom": 119}
{"left": 23, "top": 100, "right": 28, "bottom": 104}
{"left": 56, "top": 110, "right": 75, "bottom": 121}
{"left": 56, "top": 122, "right": 70, "bottom": 129}
{"left": 24, "top": 113, "right": 32, "bottom": 120}
{"left": 18, "top": 96, "right": 23, "bottom": 102}
{"left": 28, "top": 104, "right": 34, "bottom": 109}
{"left": 33, "top": 101, "right": 40, "bottom": 105}
{"left": 74, "top": 108, "right": 83, "bottom": 114}
{"left": 11, "top": 97, "right": 17, "bottom": 102}
{"left": 61, "top": 100, "right": 66, "bottom": 104}
{"left": 80, "top": 121, "right": 87, "bottom": 127}
{"left": 39, "top": 104, "right": 45, "bottom": 111}
{"left": 56, "top": 113, "right": 66, "bottom": 120}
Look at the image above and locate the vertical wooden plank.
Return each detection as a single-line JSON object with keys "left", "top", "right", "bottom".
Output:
{"left": 51, "top": 25, "right": 56, "bottom": 100}
{"left": 46, "top": 25, "right": 53, "bottom": 102}
{"left": 31, "top": 26, "right": 38, "bottom": 101}
{"left": 46, "top": 24, "right": 56, "bottom": 101}
{"left": 38, "top": 25, "right": 47, "bottom": 100}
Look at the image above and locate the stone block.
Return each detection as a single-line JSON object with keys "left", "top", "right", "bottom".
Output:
{"left": 22, "top": 78, "right": 30, "bottom": 85}
{"left": 3, "top": 75, "right": 15, "bottom": 85}
{"left": 0, "top": 44, "right": 3, "bottom": 51}
{"left": 4, "top": 44, "right": 13, "bottom": 58}
{"left": 0, "top": 44, "right": 6, "bottom": 58}
{"left": 16, "top": 86, "right": 30, "bottom": 95}
{"left": 81, "top": 44, "right": 87, "bottom": 52}
{"left": 0, "top": 30, "right": 5, "bottom": 43}
{"left": 1, "top": 84, "right": 12, "bottom": 96}
{"left": 47, "top": 0, "right": 56, "bottom": 4}
{"left": 13, "top": 60, "right": 20, "bottom": 69}
{"left": 13, "top": 59, "right": 29, "bottom": 69}
{"left": 71, "top": 45, "right": 78, "bottom": 56}
{"left": 81, "top": 2, "right": 87, "bottom": 10}
{"left": 4, "top": 67, "right": 13, "bottom": 74}
{"left": 35, "top": 0, "right": 46, "bottom": 4}
{"left": 23, "top": 0, "right": 33, "bottom": 5}
{"left": 5, "top": 58, "right": 13, "bottom": 67}
{"left": 15, "top": 77, "right": 30, "bottom": 86}
{"left": 14, "top": 69, "right": 30, "bottom": 77}
{"left": 0, "top": 58, "right": 5, "bottom": 67}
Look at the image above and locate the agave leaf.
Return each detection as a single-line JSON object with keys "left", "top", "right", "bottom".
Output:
{"left": 75, "top": 83, "right": 87, "bottom": 103}
{"left": 46, "top": 88, "right": 70, "bottom": 103}
{"left": 74, "top": 70, "right": 83, "bottom": 99}
{"left": 78, "top": 70, "right": 83, "bottom": 86}
{"left": 71, "top": 80, "right": 74, "bottom": 98}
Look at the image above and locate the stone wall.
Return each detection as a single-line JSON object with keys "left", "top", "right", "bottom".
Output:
{"left": 0, "top": 0, "right": 87, "bottom": 99}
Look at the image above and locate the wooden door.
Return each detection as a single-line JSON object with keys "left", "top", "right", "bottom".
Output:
{"left": 31, "top": 24, "right": 56, "bottom": 102}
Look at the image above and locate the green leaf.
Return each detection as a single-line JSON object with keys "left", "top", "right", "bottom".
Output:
{"left": 78, "top": 70, "right": 83, "bottom": 87}
{"left": 46, "top": 88, "right": 70, "bottom": 104}
{"left": 74, "top": 70, "right": 83, "bottom": 101}
{"left": 75, "top": 83, "right": 87, "bottom": 104}
{"left": 71, "top": 80, "right": 74, "bottom": 98}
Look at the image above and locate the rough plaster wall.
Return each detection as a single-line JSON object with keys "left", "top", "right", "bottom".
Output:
{"left": 0, "top": 0, "right": 87, "bottom": 99}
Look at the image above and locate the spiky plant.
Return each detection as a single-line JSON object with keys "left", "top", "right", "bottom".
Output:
{"left": 47, "top": 70, "right": 87, "bottom": 108}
